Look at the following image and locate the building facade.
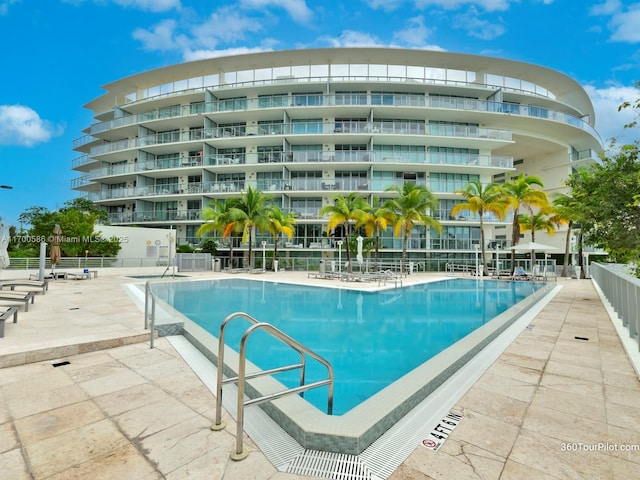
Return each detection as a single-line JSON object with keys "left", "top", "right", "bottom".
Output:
{"left": 71, "top": 48, "right": 602, "bottom": 268}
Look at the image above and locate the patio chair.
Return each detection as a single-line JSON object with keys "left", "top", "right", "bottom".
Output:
{"left": 0, "top": 307, "right": 18, "bottom": 338}
{"left": 0, "top": 279, "right": 48, "bottom": 295}
{"left": 0, "top": 291, "right": 35, "bottom": 312}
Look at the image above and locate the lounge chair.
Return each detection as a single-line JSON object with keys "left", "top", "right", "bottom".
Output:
{"left": 0, "top": 291, "right": 35, "bottom": 312}
{"left": 0, "top": 307, "right": 18, "bottom": 338}
{"left": 66, "top": 272, "right": 91, "bottom": 280}
{"left": 0, "top": 279, "right": 48, "bottom": 295}
{"left": 512, "top": 268, "right": 531, "bottom": 281}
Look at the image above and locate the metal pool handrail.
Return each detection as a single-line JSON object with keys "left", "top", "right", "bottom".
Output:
{"left": 144, "top": 281, "right": 157, "bottom": 348}
{"left": 211, "top": 311, "right": 334, "bottom": 461}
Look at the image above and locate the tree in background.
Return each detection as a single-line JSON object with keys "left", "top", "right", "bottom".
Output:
{"left": 320, "top": 192, "right": 370, "bottom": 272}
{"left": 361, "top": 197, "right": 394, "bottom": 270}
{"left": 233, "top": 185, "right": 272, "bottom": 269}
{"left": 551, "top": 193, "right": 580, "bottom": 277}
{"left": 385, "top": 182, "right": 441, "bottom": 274}
{"left": 15, "top": 200, "right": 120, "bottom": 257}
{"left": 451, "top": 181, "right": 506, "bottom": 276}
{"left": 565, "top": 145, "right": 640, "bottom": 265}
{"left": 196, "top": 198, "right": 242, "bottom": 269}
{"left": 264, "top": 206, "right": 296, "bottom": 270}
{"left": 518, "top": 208, "right": 557, "bottom": 269}
{"left": 502, "top": 174, "right": 548, "bottom": 273}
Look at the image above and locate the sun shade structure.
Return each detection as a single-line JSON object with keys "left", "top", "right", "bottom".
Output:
{"left": 510, "top": 241, "right": 558, "bottom": 268}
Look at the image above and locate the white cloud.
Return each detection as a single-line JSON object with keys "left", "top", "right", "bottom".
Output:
{"left": 609, "top": 5, "right": 640, "bottom": 43}
{"left": 393, "top": 15, "right": 432, "bottom": 46}
{"left": 365, "top": 0, "right": 519, "bottom": 12}
{"left": 363, "top": 0, "right": 406, "bottom": 11}
{"left": 590, "top": 0, "right": 640, "bottom": 43}
{"left": 240, "top": 0, "right": 313, "bottom": 23}
{"left": 585, "top": 84, "right": 639, "bottom": 146}
{"left": 63, "top": 0, "right": 181, "bottom": 12}
{"left": 112, "top": 0, "right": 181, "bottom": 12}
{"left": 193, "top": 7, "right": 264, "bottom": 46}
{"left": 320, "top": 30, "right": 385, "bottom": 48}
{"left": 132, "top": 19, "right": 188, "bottom": 52}
{"left": 184, "top": 46, "right": 274, "bottom": 62}
{"left": 0, "top": 105, "right": 63, "bottom": 147}
{"left": 453, "top": 8, "right": 506, "bottom": 40}
{"left": 415, "top": 0, "right": 511, "bottom": 12}
{"left": 590, "top": 0, "right": 621, "bottom": 16}
{"left": 0, "top": 0, "right": 21, "bottom": 16}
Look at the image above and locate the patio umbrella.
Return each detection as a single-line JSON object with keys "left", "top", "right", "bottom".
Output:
{"left": 0, "top": 223, "right": 9, "bottom": 271}
{"left": 50, "top": 224, "right": 62, "bottom": 276}
{"left": 356, "top": 236, "right": 364, "bottom": 269}
{"left": 509, "top": 241, "right": 557, "bottom": 269}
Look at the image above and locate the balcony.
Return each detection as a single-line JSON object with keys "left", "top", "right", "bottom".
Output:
{"left": 82, "top": 93, "right": 598, "bottom": 148}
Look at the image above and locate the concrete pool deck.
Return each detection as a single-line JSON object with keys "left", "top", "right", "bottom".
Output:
{"left": 1, "top": 268, "right": 639, "bottom": 479}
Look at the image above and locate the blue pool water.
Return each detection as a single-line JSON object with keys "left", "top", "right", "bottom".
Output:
{"left": 152, "top": 278, "right": 543, "bottom": 415}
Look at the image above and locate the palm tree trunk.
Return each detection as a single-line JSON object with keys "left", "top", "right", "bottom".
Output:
{"left": 577, "top": 230, "right": 585, "bottom": 279}
{"left": 344, "top": 222, "right": 352, "bottom": 272}
{"left": 401, "top": 228, "right": 409, "bottom": 274}
{"left": 247, "top": 229, "right": 253, "bottom": 270}
{"left": 273, "top": 242, "right": 278, "bottom": 271}
{"left": 228, "top": 238, "right": 234, "bottom": 270}
{"left": 510, "top": 213, "right": 519, "bottom": 273}
{"left": 480, "top": 216, "right": 488, "bottom": 276}
{"left": 375, "top": 230, "right": 380, "bottom": 270}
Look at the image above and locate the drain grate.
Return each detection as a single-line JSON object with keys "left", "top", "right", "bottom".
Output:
{"left": 287, "top": 450, "right": 372, "bottom": 480}
{"left": 52, "top": 361, "right": 70, "bottom": 367}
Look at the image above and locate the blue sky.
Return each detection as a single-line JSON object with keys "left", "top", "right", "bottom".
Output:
{"left": 0, "top": 0, "right": 638, "bottom": 229}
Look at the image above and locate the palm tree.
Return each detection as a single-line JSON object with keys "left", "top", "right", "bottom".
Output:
{"left": 319, "top": 192, "right": 370, "bottom": 272}
{"left": 384, "top": 182, "right": 441, "bottom": 274}
{"left": 361, "top": 197, "right": 394, "bottom": 270}
{"left": 196, "top": 198, "right": 242, "bottom": 269}
{"left": 265, "top": 206, "right": 296, "bottom": 271}
{"left": 451, "top": 181, "right": 508, "bottom": 276}
{"left": 518, "top": 208, "right": 556, "bottom": 268}
{"left": 234, "top": 185, "right": 271, "bottom": 269}
{"left": 502, "top": 173, "right": 549, "bottom": 272}
{"left": 552, "top": 192, "right": 579, "bottom": 277}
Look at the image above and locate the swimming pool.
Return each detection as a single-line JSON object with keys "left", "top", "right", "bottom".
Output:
{"left": 148, "top": 277, "right": 554, "bottom": 453}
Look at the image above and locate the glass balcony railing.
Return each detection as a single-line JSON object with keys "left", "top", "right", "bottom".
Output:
{"left": 88, "top": 123, "right": 512, "bottom": 157}
{"left": 80, "top": 92, "right": 600, "bottom": 148}
{"left": 107, "top": 209, "right": 203, "bottom": 223}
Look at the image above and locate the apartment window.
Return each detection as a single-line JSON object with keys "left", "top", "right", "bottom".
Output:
{"left": 335, "top": 91, "right": 367, "bottom": 105}
{"left": 258, "top": 120, "right": 283, "bottom": 135}
{"left": 292, "top": 118, "right": 322, "bottom": 134}
{"left": 257, "top": 145, "right": 283, "bottom": 163}
{"left": 218, "top": 97, "right": 247, "bottom": 111}
{"left": 158, "top": 105, "right": 180, "bottom": 118}
{"left": 429, "top": 121, "right": 478, "bottom": 136}
{"left": 334, "top": 118, "right": 368, "bottom": 133}
{"left": 430, "top": 146, "right": 479, "bottom": 165}
{"left": 258, "top": 94, "right": 287, "bottom": 108}
{"left": 430, "top": 173, "right": 479, "bottom": 192}
{"left": 291, "top": 93, "right": 323, "bottom": 106}
{"left": 257, "top": 171, "right": 283, "bottom": 190}
{"left": 219, "top": 122, "right": 246, "bottom": 137}
{"left": 377, "top": 118, "right": 425, "bottom": 134}
{"left": 291, "top": 144, "right": 322, "bottom": 162}
{"left": 157, "top": 129, "right": 180, "bottom": 143}
{"left": 190, "top": 101, "right": 204, "bottom": 114}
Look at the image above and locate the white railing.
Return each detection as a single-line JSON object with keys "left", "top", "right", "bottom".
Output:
{"left": 591, "top": 263, "right": 640, "bottom": 352}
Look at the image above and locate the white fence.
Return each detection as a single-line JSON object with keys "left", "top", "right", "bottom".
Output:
{"left": 591, "top": 263, "right": 640, "bottom": 352}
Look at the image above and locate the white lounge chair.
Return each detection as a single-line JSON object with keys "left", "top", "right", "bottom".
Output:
{"left": 0, "top": 291, "right": 35, "bottom": 312}
{"left": 0, "top": 307, "right": 18, "bottom": 338}
{"left": 0, "top": 279, "right": 48, "bottom": 295}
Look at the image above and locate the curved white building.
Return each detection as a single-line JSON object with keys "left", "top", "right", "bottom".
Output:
{"left": 72, "top": 48, "right": 602, "bottom": 268}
